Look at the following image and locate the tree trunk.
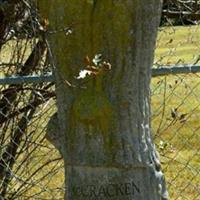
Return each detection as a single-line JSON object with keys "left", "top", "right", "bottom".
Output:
{"left": 39, "top": 1, "right": 168, "bottom": 199}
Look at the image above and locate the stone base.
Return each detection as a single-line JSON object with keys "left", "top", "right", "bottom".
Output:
{"left": 66, "top": 165, "right": 146, "bottom": 200}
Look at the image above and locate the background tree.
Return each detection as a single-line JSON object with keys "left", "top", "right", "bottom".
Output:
{"left": 39, "top": 1, "right": 168, "bottom": 199}
{"left": 0, "top": 1, "right": 57, "bottom": 199}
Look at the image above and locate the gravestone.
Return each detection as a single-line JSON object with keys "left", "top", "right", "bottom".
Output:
{"left": 39, "top": 1, "right": 168, "bottom": 199}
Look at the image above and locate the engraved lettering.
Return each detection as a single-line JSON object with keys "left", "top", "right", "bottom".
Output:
{"left": 81, "top": 186, "right": 89, "bottom": 197}
{"left": 98, "top": 185, "right": 107, "bottom": 197}
{"left": 115, "top": 183, "right": 124, "bottom": 196}
{"left": 89, "top": 185, "right": 97, "bottom": 197}
{"left": 72, "top": 186, "right": 81, "bottom": 196}
{"left": 107, "top": 184, "right": 115, "bottom": 197}
{"left": 72, "top": 181, "right": 140, "bottom": 198}
{"left": 132, "top": 181, "right": 140, "bottom": 193}
{"left": 124, "top": 182, "right": 131, "bottom": 195}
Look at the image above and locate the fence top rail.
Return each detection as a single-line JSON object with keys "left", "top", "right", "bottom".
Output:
{"left": 152, "top": 65, "right": 200, "bottom": 77}
{"left": 0, "top": 73, "right": 55, "bottom": 85}
{"left": 0, "top": 65, "right": 200, "bottom": 85}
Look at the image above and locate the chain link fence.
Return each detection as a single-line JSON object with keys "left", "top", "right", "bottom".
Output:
{"left": 152, "top": 24, "right": 200, "bottom": 199}
{"left": 0, "top": 1, "right": 64, "bottom": 199}
{"left": 0, "top": 1, "right": 199, "bottom": 199}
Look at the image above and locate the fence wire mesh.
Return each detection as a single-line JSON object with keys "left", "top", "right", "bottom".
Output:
{"left": 0, "top": 0, "right": 199, "bottom": 200}
{"left": 152, "top": 2, "right": 200, "bottom": 198}
{"left": 0, "top": 1, "right": 64, "bottom": 199}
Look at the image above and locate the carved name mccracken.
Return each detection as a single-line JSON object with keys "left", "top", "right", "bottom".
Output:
{"left": 72, "top": 181, "right": 140, "bottom": 198}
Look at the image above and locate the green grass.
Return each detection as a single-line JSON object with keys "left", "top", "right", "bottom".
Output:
{"left": 155, "top": 26, "right": 200, "bottom": 65}
{"left": 152, "top": 25, "right": 200, "bottom": 200}
{"left": 151, "top": 75, "right": 200, "bottom": 199}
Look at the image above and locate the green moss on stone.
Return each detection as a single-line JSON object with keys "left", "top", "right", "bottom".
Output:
{"left": 70, "top": 75, "right": 118, "bottom": 155}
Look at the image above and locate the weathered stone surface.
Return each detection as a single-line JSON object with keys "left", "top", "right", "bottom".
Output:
{"left": 65, "top": 164, "right": 168, "bottom": 200}
{"left": 38, "top": 1, "right": 168, "bottom": 199}
{"left": 67, "top": 166, "right": 142, "bottom": 200}
{"left": 46, "top": 112, "right": 63, "bottom": 156}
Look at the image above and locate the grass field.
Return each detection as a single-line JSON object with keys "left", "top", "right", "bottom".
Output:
{"left": 152, "top": 26, "right": 200, "bottom": 200}
{"left": 151, "top": 74, "right": 200, "bottom": 200}
{"left": 155, "top": 26, "right": 200, "bottom": 65}
{"left": 0, "top": 26, "right": 199, "bottom": 199}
